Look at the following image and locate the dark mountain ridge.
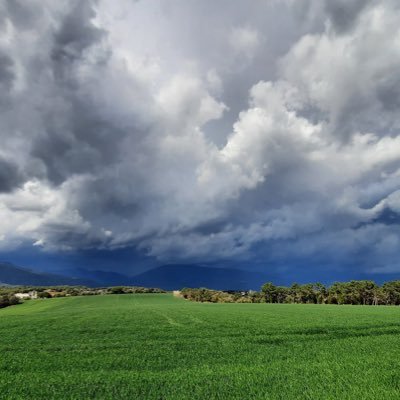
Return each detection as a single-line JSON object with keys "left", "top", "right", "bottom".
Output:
{"left": 0, "top": 262, "right": 94, "bottom": 286}
{"left": 130, "top": 264, "right": 271, "bottom": 290}
{"left": 0, "top": 262, "right": 272, "bottom": 290}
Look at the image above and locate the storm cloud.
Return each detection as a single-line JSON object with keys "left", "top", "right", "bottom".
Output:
{"left": 1, "top": 0, "right": 400, "bottom": 276}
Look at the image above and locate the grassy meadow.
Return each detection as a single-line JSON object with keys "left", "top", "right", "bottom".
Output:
{"left": 0, "top": 294, "right": 400, "bottom": 399}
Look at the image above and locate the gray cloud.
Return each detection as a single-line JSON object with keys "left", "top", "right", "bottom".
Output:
{"left": 0, "top": 53, "right": 15, "bottom": 91}
{"left": 51, "top": 1, "right": 106, "bottom": 72}
{"left": 3, "top": 0, "right": 42, "bottom": 30}
{"left": 0, "top": 157, "right": 23, "bottom": 193}
{"left": 324, "top": 0, "right": 372, "bottom": 33}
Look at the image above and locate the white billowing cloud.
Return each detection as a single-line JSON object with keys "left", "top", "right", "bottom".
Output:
{"left": 281, "top": 2, "right": 400, "bottom": 139}
{"left": 0, "top": 180, "right": 91, "bottom": 250}
{"left": 0, "top": 0, "right": 400, "bottom": 274}
{"left": 157, "top": 74, "right": 227, "bottom": 130}
{"left": 197, "top": 80, "right": 321, "bottom": 202}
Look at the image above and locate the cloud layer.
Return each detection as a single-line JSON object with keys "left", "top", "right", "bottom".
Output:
{"left": 1, "top": 0, "right": 400, "bottom": 274}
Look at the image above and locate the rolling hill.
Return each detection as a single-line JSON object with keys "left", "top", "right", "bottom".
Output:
{"left": 0, "top": 262, "right": 94, "bottom": 286}
{"left": 130, "top": 264, "right": 272, "bottom": 290}
{"left": 0, "top": 262, "right": 273, "bottom": 290}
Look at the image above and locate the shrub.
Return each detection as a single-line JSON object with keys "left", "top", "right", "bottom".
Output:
{"left": 38, "top": 291, "right": 52, "bottom": 299}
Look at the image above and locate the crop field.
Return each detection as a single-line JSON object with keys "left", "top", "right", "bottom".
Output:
{"left": 0, "top": 294, "right": 400, "bottom": 399}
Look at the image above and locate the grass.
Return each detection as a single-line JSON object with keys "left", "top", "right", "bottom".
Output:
{"left": 0, "top": 294, "right": 400, "bottom": 399}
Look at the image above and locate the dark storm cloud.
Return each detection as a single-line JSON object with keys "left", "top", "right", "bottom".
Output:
{"left": 376, "top": 75, "right": 400, "bottom": 113}
{"left": 23, "top": 0, "right": 126, "bottom": 186}
{"left": 0, "top": 0, "right": 400, "bottom": 277}
{"left": 324, "top": 0, "right": 372, "bottom": 33}
{"left": 3, "top": 0, "right": 42, "bottom": 30}
{"left": 51, "top": 1, "right": 106, "bottom": 68}
{"left": 32, "top": 98, "right": 126, "bottom": 185}
{"left": 0, "top": 157, "right": 23, "bottom": 193}
{"left": 372, "top": 208, "right": 400, "bottom": 226}
{"left": 0, "top": 53, "right": 15, "bottom": 91}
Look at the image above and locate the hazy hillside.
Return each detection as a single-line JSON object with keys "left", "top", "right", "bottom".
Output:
{"left": 0, "top": 262, "right": 270, "bottom": 289}
{"left": 0, "top": 262, "right": 94, "bottom": 286}
{"left": 131, "top": 264, "right": 271, "bottom": 290}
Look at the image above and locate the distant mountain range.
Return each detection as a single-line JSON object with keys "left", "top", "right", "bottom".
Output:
{"left": 3, "top": 261, "right": 396, "bottom": 290}
{"left": 0, "top": 262, "right": 271, "bottom": 290}
{"left": 129, "top": 264, "right": 270, "bottom": 290}
{"left": 0, "top": 262, "right": 95, "bottom": 286}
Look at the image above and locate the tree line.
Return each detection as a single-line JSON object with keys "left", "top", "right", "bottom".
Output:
{"left": 180, "top": 287, "right": 263, "bottom": 303}
{"left": 180, "top": 280, "right": 400, "bottom": 305}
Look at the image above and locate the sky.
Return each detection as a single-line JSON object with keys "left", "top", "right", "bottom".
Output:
{"left": 0, "top": 0, "right": 400, "bottom": 282}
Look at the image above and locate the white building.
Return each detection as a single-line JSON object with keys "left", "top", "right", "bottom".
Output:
{"left": 14, "top": 291, "right": 38, "bottom": 300}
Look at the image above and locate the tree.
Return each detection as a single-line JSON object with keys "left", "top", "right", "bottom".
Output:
{"left": 382, "top": 281, "right": 400, "bottom": 305}
{"left": 261, "top": 282, "right": 278, "bottom": 303}
{"left": 109, "top": 287, "right": 125, "bottom": 294}
{"left": 314, "top": 283, "right": 328, "bottom": 304}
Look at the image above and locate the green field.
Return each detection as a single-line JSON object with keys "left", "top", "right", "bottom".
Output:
{"left": 1, "top": 294, "right": 400, "bottom": 399}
